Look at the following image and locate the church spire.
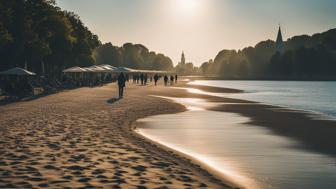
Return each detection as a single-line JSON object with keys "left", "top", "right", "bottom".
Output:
{"left": 276, "top": 25, "right": 284, "bottom": 54}
{"left": 181, "top": 51, "right": 186, "bottom": 65}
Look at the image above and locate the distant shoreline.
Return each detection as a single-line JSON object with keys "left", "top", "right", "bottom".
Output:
{"left": 183, "top": 75, "right": 336, "bottom": 81}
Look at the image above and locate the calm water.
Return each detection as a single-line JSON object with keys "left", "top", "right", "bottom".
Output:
{"left": 190, "top": 80, "right": 336, "bottom": 119}
{"left": 136, "top": 81, "right": 336, "bottom": 189}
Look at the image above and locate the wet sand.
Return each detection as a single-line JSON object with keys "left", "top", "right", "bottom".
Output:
{"left": 0, "top": 82, "right": 234, "bottom": 189}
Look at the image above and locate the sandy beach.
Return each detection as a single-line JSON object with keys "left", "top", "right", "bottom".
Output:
{"left": 0, "top": 82, "right": 236, "bottom": 189}
{"left": 1, "top": 79, "right": 336, "bottom": 189}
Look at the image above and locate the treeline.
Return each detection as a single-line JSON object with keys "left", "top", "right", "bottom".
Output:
{"left": 0, "top": 0, "right": 100, "bottom": 77}
{"left": 201, "top": 29, "right": 336, "bottom": 79}
{"left": 94, "top": 43, "right": 174, "bottom": 71}
{"left": 0, "top": 0, "right": 174, "bottom": 78}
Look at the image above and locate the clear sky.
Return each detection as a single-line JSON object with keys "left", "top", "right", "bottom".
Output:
{"left": 56, "top": 0, "right": 336, "bottom": 66}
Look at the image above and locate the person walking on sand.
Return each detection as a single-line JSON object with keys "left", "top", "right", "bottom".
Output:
{"left": 117, "top": 73, "right": 126, "bottom": 98}
{"left": 140, "top": 73, "right": 144, "bottom": 85}
{"left": 175, "top": 74, "right": 178, "bottom": 83}
{"left": 144, "top": 74, "right": 148, "bottom": 85}
{"left": 170, "top": 75, "right": 174, "bottom": 85}
{"left": 154, "top": 74, "right": 159, "bottom": 86}
{"left": 164, "top": 75, "right": 168, "bottom": 86}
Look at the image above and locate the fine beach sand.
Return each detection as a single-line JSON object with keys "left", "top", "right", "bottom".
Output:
{"left": 0, "top": 81, "right": 237, "bottom": 189}
{"left": 1, "top": 79, "right": 336, "bottom": 189}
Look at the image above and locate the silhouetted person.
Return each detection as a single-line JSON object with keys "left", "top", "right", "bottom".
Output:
{"left": 144, "top": 74, "right": 148, "bottom": 85}
{"left": 164, "top": 75, "right": 168, "bottom": 86}
{"left": 133, "top": 75, "right": 136, "bottom": 83}
{"left": 140, "top": 73, "right": 144, "bottom": 85}
{"left": 175, "top": 75, "right": 178, "bottom": 83}
{"left": 117, "top": 73, "right": 126, "bottom": 98}
{"left": 136, "top": 75, "right": 140, "bottom": 84}
{"left": 170, "top": 75, "right": 174, "bottom": 85}
{"left": 154, "top": 74, "right": 159, "bottom": 86}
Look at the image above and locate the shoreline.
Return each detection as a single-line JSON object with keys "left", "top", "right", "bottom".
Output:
{"left": 0, "top": 81, "right": 237, "bottom": 188}
{"left": 133, "top": 80, "right": 336, "bottom": 188}
{"left": 129, "top": 117, "right": 239, "bottom": 188}
{"left": 1, "top": 79, "right": 335, "bottom": 188}
{"left": 178, "top": 80, "right": 336, "bottom": 157}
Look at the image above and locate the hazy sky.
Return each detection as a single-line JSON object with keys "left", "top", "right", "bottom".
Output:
{"left": 56, "top": 0, "right": 336, "bottom": 66}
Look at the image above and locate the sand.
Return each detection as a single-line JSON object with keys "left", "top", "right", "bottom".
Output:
{"left": 0, "top": 82, "right": 234, "bottom": 189}
{"left": 1, "top": 79, "right": 335, "bottom": 189}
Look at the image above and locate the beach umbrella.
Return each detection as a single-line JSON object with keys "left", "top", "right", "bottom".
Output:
{"left": 0, "top": 67, "right": 36, "bottom": 76}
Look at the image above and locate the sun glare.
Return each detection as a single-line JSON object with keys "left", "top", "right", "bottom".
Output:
{"left": 173, "top": 0, "right": 203, "bottom": 16}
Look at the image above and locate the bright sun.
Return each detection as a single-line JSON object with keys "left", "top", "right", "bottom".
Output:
{"left": 174, "top": 0, "right": 202, "bottom": 15}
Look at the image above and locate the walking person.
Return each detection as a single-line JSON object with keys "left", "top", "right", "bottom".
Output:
{"left": 170, "top": 75, "right": 174, "bottom": 85}
{"left": 144, "top": 74, "right": 148, "bottom": 85}
{"left": 164, "top": 75, "right": 168, "bottom": 86}
{"left": 175, "top": 74, "right": 178, "bottom": 83}
{"left": 154, "top": 74, "right": 159, "bottom": 86}
{"left": 133, "top": 75, "right": 136, "bottom": 83}
{"left": 136, "top": 75, "right": 140, "bottom": 84}
{"left": 117, "top": 73, "right": 126, "bottom": 98}
{"left": 140, "top": 73, "right": 144, "bottom": 85}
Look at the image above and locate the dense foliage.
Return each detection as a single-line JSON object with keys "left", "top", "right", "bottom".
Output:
{"left": 94, "top": 42, "right": 174, "bottom": 71}
{"left": 0, "top": 0, "right": 174, "bottom": 78}
{"left": 0, "top": 0, "right": 100, "bottom": 78}
{"left": 201, "top": 29, "right": 336, "bottom": 79}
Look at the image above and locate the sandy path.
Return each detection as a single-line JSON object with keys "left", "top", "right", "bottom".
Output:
{"left": 0, "top": 83, "right": 233, "bottom": 189}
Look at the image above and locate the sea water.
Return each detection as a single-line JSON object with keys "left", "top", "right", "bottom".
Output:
{"left": 190, "top": 80, "right": 336, "bottom": 119}
{"left": 136, "top": 81, "right": 336, "bottom": 189}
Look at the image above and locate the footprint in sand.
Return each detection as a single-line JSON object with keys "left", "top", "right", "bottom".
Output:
{"left": 131, "top": 165, "right": 147, "bottom": 172}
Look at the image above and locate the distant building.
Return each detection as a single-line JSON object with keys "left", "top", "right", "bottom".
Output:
{"left": 276, "top": 26, "right": 285, "bottom": 54}
{"left": 180, "top": 51, "right": 186, "bottom": 65}
{"left": 176, "top": 51, "right": 196, "bottom": 75}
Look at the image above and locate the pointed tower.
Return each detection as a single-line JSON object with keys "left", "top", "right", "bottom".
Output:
{"left": 276, "top": 26, "right": 284, "bottom": 54}
{"left": 181, "top": 51, "right": 186, "bottom": 65}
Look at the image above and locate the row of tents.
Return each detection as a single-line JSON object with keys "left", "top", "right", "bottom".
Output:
{"left": 63, "top": 65, "right": 173, "bottom": 74}
{"left": 0, "top": 65, "right": 174, "bottom": 97}
{"left": 0, "top": 65, "right": 173, "bottom": 76}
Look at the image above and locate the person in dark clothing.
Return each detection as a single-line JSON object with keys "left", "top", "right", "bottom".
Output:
{"left": 170, "top": 75, "right": 174, "bottom": 85}
{"left": 140, "top": 73, "right": 144, "bottom": 85}
{"left": 154, "top": 74, "right": 159, "bottom": 86}
{"left": 144, "top": 74, "right": 148, "bottom": 85}
{"left": 175, "top": 75, "right": 178, "bottom": 83}
{"left": 133, "top": 75, "right": 136, "bottom": 83}
{"left": 135, "top": 75, "right": 138, "bottom": 84}
{"left": 164, "top": 75, "right": 168, "bottom": 86}
{"left": 117, "top": 73, "right": 126, "bottom": 98}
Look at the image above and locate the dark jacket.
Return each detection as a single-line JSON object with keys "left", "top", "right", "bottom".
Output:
{"left": 118, "top": 73, "right": 126, "bottom": 87}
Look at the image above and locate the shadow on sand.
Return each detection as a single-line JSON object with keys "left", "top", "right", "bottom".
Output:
{"left": 107, "top": 97, "right": 121, "bottom": 104}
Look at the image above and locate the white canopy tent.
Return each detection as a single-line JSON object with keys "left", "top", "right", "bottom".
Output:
{"left": 62, "top": 66, "right": 173, "bottom": 75}
{"left": 97, "top": 64, "right": 117, "bottom": 72}
{"left": 111, "top": 67, "right": 136, "bottom": 73}
{"left": 62, "top": 66, "right": 86, "bottom": 73}
{"left": 86, "top": 65, "right": 107, "bottom": 73}
{"left": 0, "top": 67, "right": 36, "bottom": 76}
